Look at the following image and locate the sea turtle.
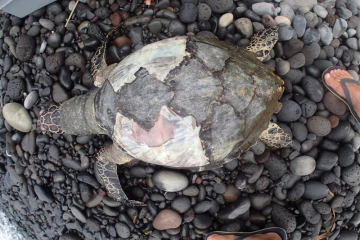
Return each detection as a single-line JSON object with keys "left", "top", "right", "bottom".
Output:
{"left": 39, "top": 26, "right": 292, "bottom": 206}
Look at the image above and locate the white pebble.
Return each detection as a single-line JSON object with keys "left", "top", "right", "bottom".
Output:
{"left": 219, "top": 13, "right": 233, "bottom": 28}
{"left": 275, "top": 16, "right": 291, "bottom": 25}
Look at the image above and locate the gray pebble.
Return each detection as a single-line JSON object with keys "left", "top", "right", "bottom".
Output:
{"left": 47, "top": 32, "right": 62, "bottom": 48}
{"left": 276, "top": 59, "right": 290, "bottom": 75}
{"left": 271, "top": 203, "right": 296, "bottom": 233}
{"left": 298, "top": 201, "right": 321, "bottom": 224}
{"left": 276, "top": 100, "right": 301, "bottom": 122}
{"left": 39, "top": 18, "right": 55, "bottom": 30}
{"left": 333, "top": 18, "right": 348, "bottom": 38}
{"left": 287, "top": 181, "right": 305, "bottom": 201}
{"left": 171, "top": 196, "right": 191, "bottom": 213}
{"left": 278, "top": 25, "right": 294, "bottom": 41}
{"left": 217, "top": 197, "right": 250, "bottom": 221}
{"left": 264, "top": 153, "right": 287, "bottom": 180}
{"left": 249, "top": 193, "right": 271, "bottom": 210}
{"left": 306, "top": 116, "right": 331, "bottom": 136}
{"left": 2, "top": 103, "right": 32, "bottom": 132}
{"left": 152, "top": 170, "right": 188, "bottom": 192}
{"left": 316, "top": 151, "right": 338, "bottom": 170}
{"left": 34, "top": 185, "right": 54, "bottom": 203}
{"left": 115, "top": 222, "right": 131, "bottom": 238}
{"left": 303, "top": 181, "right": 329, "bottom": 200}
{"left": 342, "top": 163, "right": 360, "bottom": 186}
{"left": 288, "top": 53, "right": 305, "bottom": 68}
{"left": 289, "top": 156, "right": 316, "bottom": 176}
{"left": 197, "top": 3, "right": 212, "bottom": 21}
{"left": 318, "top": 23, "right": 333, "bottom": 45}
{"left": 45, "top": 52, "right": 65, "bottom": 74}
{"left": 313, "top": 202, "right": 331, "bottom": 215}
{"left": 179, "top": 3, "right": 198, "bottom": 23}
{"left": 251, "top": 2, "right": 276, "bottom": 16}
{"left": 52, "top": 83, "right": 69, "bottom": 103}
{"left": 205, "top": 0, "right": 233, "bottom": 14}
{"left": 338, "top": 146, "right": 355, "bottom": 167}
{"left": 16, "top": 35, "right": 35, "bottom": 62}
{"left": 292, "top": 15, "right": 306, "bottom": 37}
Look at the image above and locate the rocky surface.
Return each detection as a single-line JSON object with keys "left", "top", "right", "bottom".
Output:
{"left": 0, "top": 1, "right": 360, "bottom": 240}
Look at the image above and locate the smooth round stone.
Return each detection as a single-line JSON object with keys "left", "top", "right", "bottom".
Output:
{"left": 194, "top": 201, "right": 212, "bottom": 213}
{"left": 171, "top": 196, "right": 191, "bottom": 213}
{"left": 204, "top": 0, "right": 233, "bottom": 14}
{"left": 318, "top": 23, "right": 333, "bottom": 46}
{"left": 223, "top": 184, "right": 240, "bottom": 202}
{"left": 179, "top": 3, "right": 198, "bottom": 23}
{"left": 152, "top": 170, "right": 188, "bottom": 192}
{"left": 342, "top": 163, "right": 360, "bottom": 186}
{"left": 292, "top": 15, "right": 306, "bottom": 37}
{"left": 53, "top": 170, "right": 66, "bottom": 183}
{"left": 323, "top": 91, "right": 347, "bottom": 115}
{"left": 193, "top": 213, "right": 212, "bottom": 229}
{"left": 313, "top": 202, "right": 331, "bottom": 215}
{"left": 276, "top": 59, "right": 290, "bottom": 75}
{"left": 182, "top": 185, "right": 199, "bottom": 196}
{"left": 24, "top": 91, "right": 39, "bottom": 109}
{"left": 276, "top": 100, "right": 301, "bottom": 122}
{"left": 298, "top": 201, "right": 321, "bottom": 224}
{"left": 291, "top": 122, "right": 307, "bottom": 142}
{"left": 303, "top": 28, "right": 320, "bottom": 45}
{"left": 264, "top": 153, "right": 287, "bottom": 180}
{"left": 338, "top": 146, "right": 355, "bottom": 168}
{"left": 275, "top": 16, "right": 291, "bottom": 25}
{"left": 27, "top": 25, "right": 40, "bottom": 37}
{"left": 303, "top": 181, "right": 329, "bottom": 200}
{"left": 261, "top": 14, "right": 277, "bottom": 28}
{"left": 333, "top": 18, "right": 347, "bottom": 39}
{"left": 249, "top": 193, "right": 271, "bottom": 210}
{"left": 70, "top": 206, "right": 87, "bottom": 223}
{"left": 148, "top": 20, "right": 162, "bottom": 35}
{"left": 316, "top": 151, "right": 338, "bottom": 170}
{"left": 47, "top": 32, "right": 62, "bottom": 48}
{"left": 115, "top": 222, "right": 131, "bottom": 238}
{"left": 197, "top": 3, "right": 212, "bottom": 21}
{"left": 39, "top": 18, "right": 55, "bottom": 30}
{"left": 153, "top": 209, "right": 182, "bottom": 230}
{"left": 251, "top": 2, "right": 276, "bottom": 16}
{"left": 52, "top": 83, "right": 69, "bottom": 103}
{"left": 271, "top": 203, "right": 296, "bottom": 233}
{"left": 3, "top": 103, "right": 32, "bottom": 132}
{"left": 346, "top": 38, "right": 358, "bottom": 50}
{"left": 217, "top": 197, "right": 251, "bottom": 221}
{"left": 283, "top": 39, "right": 304, "bottom": 58}
{"left": 306, "top": 116, "right": 331, "bottom": 137}
{"left": 168, "top": 20, "right": 186, "bottom": 36}
{"left": 338, "top": 7, "right": 353, "bottom": 20}
{"left": 219, "top": 13, "right": 233, "bottom": 28}
{"left": 313, "top": 5, "right": 328, "bottom": 18}
{"left": 301, "top": 76, "right": 324, "bottom": 102}
{"left": 290, "top": 156, "right": 316, "bottom": 176}
{"left": 278, "top": 25, "right": 294, "bottom": 41}
{"left": 287, "top": 181, "right": 305, "bottom": 201}
{"left": 234, "top": 18, "right": 253, "bottom": 38}
{"left": 288, "top": 53, "right": 305, "bottom": 68}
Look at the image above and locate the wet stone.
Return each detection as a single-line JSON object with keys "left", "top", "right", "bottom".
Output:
{"left": 115, "top": 222, "right": 131, "bottom": 238}
{"left": 303, "top": 181, "right": 329, "bottom": 200}
{"left": 153, "top": 209, "right": 182, "bottom": 230}
{"left": 298, "top": 201, "right": 321, "bottom": 224}
{"left": 249, "top": 193, "right": 271, "bottom": 210}
{"left": 194, "top": 201, "right": 212, "bottom": 213}
{"left": 337, "top": 146, "right": 355, "bottom": 168}
{"left": 316, "top": 151, "right": 338, "bottom": 171}
{"left": 271, "top": 203, "right": 296, "bottom": 233}
{"left": 342, "top": 163, "right": 360, "bottom": 186}
{"left": 217, "top": 197, "right": 250, "bottom": 221}
{"left": 289, "top": 156, "right": 316, "bottom": 176}
{"left": 53, "top": 170, "right": 66, "bottom": 183}
{"left": 152, "top": 170, "right": 188, "bottom": 192}
{"left": 171, "top": 196, "right": 191, "bottom": 213}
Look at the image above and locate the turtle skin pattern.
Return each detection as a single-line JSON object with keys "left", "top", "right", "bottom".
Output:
{"left": 246, "top": 26, "right": 279, "bottom": 61}
{"left": 39, "top": 105, "right": 64, "bottom": 134}
{"left": 259, "top": 122, "right": 293, "bottom": 148}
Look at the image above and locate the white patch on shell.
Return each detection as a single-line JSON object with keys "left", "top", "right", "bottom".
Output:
{"left": 112, "top": 106, "right": 209, "bottom": 168}
{"left": 107, "top": 36, "right": 188, "bottom": 92}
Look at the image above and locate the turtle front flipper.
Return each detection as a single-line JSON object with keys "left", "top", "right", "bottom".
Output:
{"left": 259, "top": 122, "right": 293, "bottom": 148}
{"left": 96, "top": 158, "right": 145, "bottom": 207}
{"left": 96, "top": 144, "right": 146, "bottom": 206}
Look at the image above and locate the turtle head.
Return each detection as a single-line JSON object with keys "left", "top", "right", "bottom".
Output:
{"left": 246, "top": 26, "right": 279, "bottom": 61}
{"left": 38, "top": 105, "right": 64, "bottom": 134}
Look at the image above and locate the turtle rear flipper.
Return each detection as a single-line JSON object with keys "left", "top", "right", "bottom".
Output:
{"left": 96, "top": 145, "right": 146, "bottom": 206}
{"left": 259, "top": 122, "right": 293, "bottom": 148}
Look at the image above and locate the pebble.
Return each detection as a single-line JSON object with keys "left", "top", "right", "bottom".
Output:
{"left": 197, "top": 3, "right": 212, "bottom": 21}
{"left": 193, "top": 213, "right": 212, "bottom": 229}
{"left": 333, "top": 18, "right": 348, "bottom": 39}
{"left": 45, "top": 52, "right": 65, "bottom": 74}
{"left": 152, "top": 209, "right": 182, "bottom": 230}
{"left": 152, "top": 170, "right": 188, "bottom": 192}
{"left": 263, "top": 153, "right": 287, "bottom": 181}
{"left": 316, "top": 151, "right": 338, "bottom": 170}
{"left": 313, "top": 5, "right": 328, "bottom": 18}
{"left": 34, "top": 185, "right": 54, "bottom": 203}
{"left": 39, "top": 18, "right": 55, "bottom": 30}
{"left": 251, "top": 3, "right": 276, "bottom": 16}
{"left": 47, "top": 32, "right": 62, "bottom": 48}
{"left": 65, "top": 53, "right": 86, "bottom": 72}
{"left": 223, "top": 184, "right": 240, "bottom": 202}
{"left": 290, "top": 156, "right": 316, "bottom": 176}
{"left": 217, "top": 197, "right": 250, "bottom": 221}
{"left": 276, "top": 59, "right": 290, "bottom": 75}
{"left": 276, "top": 100, "right": 301, "bottom": 122}
{"left": 318, "top": 23, "right": 333, "bottom": 45}
{"left": 24, "top": 91, "right": 39, "bottom": 109}
{"left": 306, "top": 116, "right": 331, "bottom": 136}
{"left": 16, "top": 35, "right": 35, "bottom": 62}
{"left": 194, "top": 201, "right": 212, "bottom": 213}
{"left": 249, "top": 193, "right": 271, "bottom": 210}
{"left": 219, "top": 13, "right": 233, "bottom": 28}
{"left": 288, "top": 53, "right": 305, "bottom": 68}
{"left": 298, "top": 201, "right": 321, "bottom": 224}
{"left": 53, "top": 170, "right": 66, "bottom": 183}
{"left": 279, "top": 3, "right": 295, "bottom": 21}
{"left": 342, "top": 163, "right": 360, "bottom": 186}
{"left": 6, "top": 78, "right": 24, "bottom": 101}
{"left": 234, "top": 18, "right": 253, "bottom": 38}
{"left": 171, "top": 196, "right": 191, "bottom": 213}
{"left": 2, "top": 103, "right": 32, "bottom": 132}
{"left": 70, "top": 206, "right": 87, "bottom": 223}
{"left": 302, "top": 181, "right": 329, "bottom": 200}
{"left": 179, "top": 3, "right": 197, "bottom": 23}
{"left": 323, "top": 91, "right": 347, "bottom": 115}
{"left": 204, "top": 0, "right": 233, "bottom": 14}
{"left": 52, "top": 83, "right": 69, "bottom": 103}
{"left": 283, "top": 39, "right": 304, "bottom": 58}
{"left": 278, "top": 25, "right": 294, "bottom": 41}
{"left": 271, "top": 203, "right": 296, "bottom": 233}
{"left": 287, "top": 181, "right": 305, "bottom": 201}
{"left": 275, "top": 16, "right": 291, "bottom": 25}
{"left": 115, "top": 222, "right": 131, "bottom": 238}
{"left": 292, "top": 15, "right": 306, "bottom": 37}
